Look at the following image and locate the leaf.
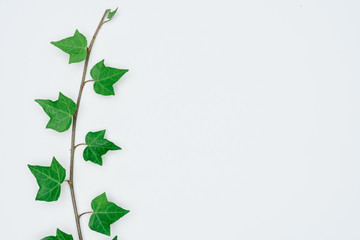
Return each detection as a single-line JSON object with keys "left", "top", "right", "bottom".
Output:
{"left": 83, "top": 130, "right": 121, "bottom": 166}
{"left": 51, "top": 29, "right": 88, "bottom": 63}
{"left": 113, "top": 237, "right": 118, "bottom": 240}
{"left": 107, "top": 7, "right": 118, "bottom": 21}
{"left": 42, "top": 228, "right": 73, "bottom": 240}
{"left": 28, "top": 157, "right": 66, "bottom": 202}
{"left": 89, "top": 193, "right": 129, "bottom": 236}
{"left": 90, "top": 60, "right": 128, "bottom": 96}
{"left": 35, "top": 92, "right": 77, "bottom": 132}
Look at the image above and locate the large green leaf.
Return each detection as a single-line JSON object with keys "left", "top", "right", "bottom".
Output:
{"left": 35, "top": 92, "right": 77, "bottom": 132}
{"left": 28, "top": 157, "right": 66, "bottom": 202}
{"left": 83, "top": 130, "right": 121, "bottom": 166}
{"left": 51, "top": 29, "right": 88, "bottom": 63}
{"left": 90, "top": 60, "right": 128, "bottom": 96}
{"left": 89, "top": 193, "right": 129, "bottom": 236}
{"left": 42, "top": 228, "right": 73, "bottom": 240}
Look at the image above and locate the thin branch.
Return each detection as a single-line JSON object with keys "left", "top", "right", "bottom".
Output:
{"left": 78, "top": 211, "right": 94, "bottom": 218}
{"left": 68, "top": 9, "right": 110, "bottom": 240}
{"left": 74, "top": 143, "right": 86, "bottom": 149}
{"left": 84, "top": 79, "right": 95, "bottom": 84}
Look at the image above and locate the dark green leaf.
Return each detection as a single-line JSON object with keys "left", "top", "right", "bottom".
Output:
{"left": 83, "top": 130, "right": 121, "bottom": 166}
{"left": 41, "top": 228, "right": 73, "bottom": 240}
{"left": 28, "top": 157, "right": 66, "bottom": 202}
{"left": 113, "top": 237, "right": 118, "bottom": 240}
{"left": 35, "top": 92, "right": 77, "bottom": 132}
{"left": 89, "top": 193, "right": 129, "bottom": 236}
{"left": 107, "top": 8, "right": 118, "bottom": 21}
{"left": 51, "top": 29, "right": 87, "bottom": 63}
{"left": 90, "top": 60, "right": 128, "bottom": 96}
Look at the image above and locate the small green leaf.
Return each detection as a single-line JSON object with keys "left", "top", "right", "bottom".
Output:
{"left": 90, "top": 60, "right": 128, "bottom": 96}
{"left": 107, "top": 7, "right": 118, "bottom": 21}
{"left": 51, "top": 29, "right": 87, "bottom": 63}
{"left": 83, "top": 130, "right": 121, "bottom": 166}
{"left": 28, "top": 157, "right": 66, "bottom": 202}
{"left": 89, "top": 193, "right": 129, "bottom": 236}
{"left": 42, "top": 228, "right": 73, "bottom": 240}
{"left": 35, "top": 92, "right": 77, "bottom": 132}
{"left": 113, "top": 236, "right": 118, "bottom": 240}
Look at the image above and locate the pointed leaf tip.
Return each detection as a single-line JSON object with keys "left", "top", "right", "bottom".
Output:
{"left": 51, "top": 29, "right": 87, "bottom": 63}
{"left": 28, "top": 157, "right": 66, "bottom": 202}
{"left": 83, "top": 130, "right": 121, "bottom": 165}
{"left": 107, "top": 7, "right": 118, "bottom": 21}
{"left": 35, "top": 92, "right": 76, "bottom": 132}
{"left": 90, "top": 60, "right": 128, "bottom": 96}
{"left": 41, "top": 228, "right": 73, "bottom": 240}
{"left": 89, "top": 192, "right": 129, "bottom": 236}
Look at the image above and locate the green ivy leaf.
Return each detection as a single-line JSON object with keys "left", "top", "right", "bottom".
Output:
{"left": 42, "top": 228, "right": 73, "bottom": 240}
{"left": 35, "top": 92, "right": 77, "bottom": 132}
{"left": 107, "top": 8, "right": 118, "bottom": 21}
{"left": 89, "top": 193, "right": 129, "bottom": 236}
{"left": 90, "top": 60, "right": 128, "bottom": 96}
{"left": 83, "top": 130, "right": 121, "bottom": 166}
{"left": 28, "top": 157, "right": 66, "bottom": 202}
{"left": 51, "top": 29, "right": 88, "bottom": 63}
{"left": 113, "top": 236, "right": 118, "bottom": 240}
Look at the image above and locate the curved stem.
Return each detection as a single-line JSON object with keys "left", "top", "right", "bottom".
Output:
{"left": 84, "top": 80, "right": 95, "bottom": 84}
{"left": 79, "top": 211, "right": 94, "bottom": 218}
{"left": 74, "top": 143, "right": 86, "bottom": 149}
{"left": 69, "top": 10, "right": 110, "bottom": 240}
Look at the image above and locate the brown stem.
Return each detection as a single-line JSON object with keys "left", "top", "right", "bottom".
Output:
{"left": 74, "top": 143, "right": 86, "bottom": 149}
{"left": 69, "top": 9, "right": 110, "bottom": 240}
{"left": 79, "top": 211, "right": 94, "bottom": 218}
{"left": 84, "top": 80, "right": 95, "bottom": 84}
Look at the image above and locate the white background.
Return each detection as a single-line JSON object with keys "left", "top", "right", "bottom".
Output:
{"left": 1, "top": 0, "right": 360, "bottom": 239}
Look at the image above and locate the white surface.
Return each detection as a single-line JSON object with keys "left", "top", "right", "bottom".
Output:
{"left": 1, "top": 0, "right": 360, "bottom": 239}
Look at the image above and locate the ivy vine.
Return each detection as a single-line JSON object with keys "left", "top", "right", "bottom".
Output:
{"left": 28, "top": 8, "right": 128, "bottom": 240}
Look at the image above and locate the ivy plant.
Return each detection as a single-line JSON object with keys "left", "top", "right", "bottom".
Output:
{"left": 28, "top": 8, "right": 128, "bottom": 240}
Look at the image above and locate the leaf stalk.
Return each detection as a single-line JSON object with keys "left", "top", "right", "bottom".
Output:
{"left": 78, "top": 211, "right": 94, "bottom": 218}
{"left": 84, "top": 80, "right": 95, "bottom": 84}
{"left": 74, "top": 143, "right": 86, "bottom": 149}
